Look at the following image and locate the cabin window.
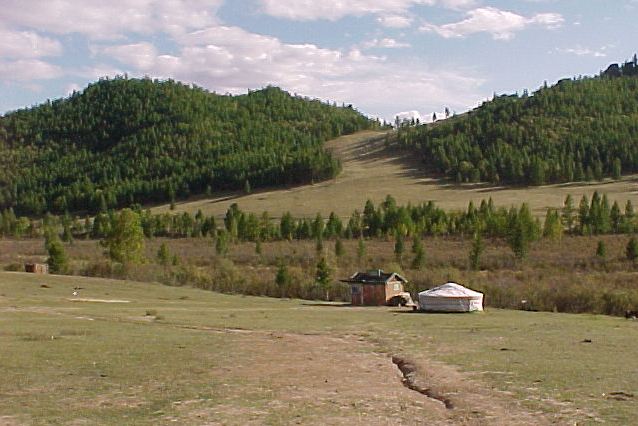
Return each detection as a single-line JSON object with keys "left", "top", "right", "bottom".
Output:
{"left": 393, "top": 283, "right": 400, "bottom": 291}
{"left": 351, "top": 286, "right": 360, "bottom": 294}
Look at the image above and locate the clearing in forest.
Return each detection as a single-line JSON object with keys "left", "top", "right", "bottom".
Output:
{"left": 152, "top": 130, "right": 638, "bottom": 219}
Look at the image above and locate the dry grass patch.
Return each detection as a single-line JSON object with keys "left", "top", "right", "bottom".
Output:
{"left": 149, "top": 130, "right": 638, "bottom": 219}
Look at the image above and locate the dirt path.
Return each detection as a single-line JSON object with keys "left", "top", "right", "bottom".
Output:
{"left": 151, "top": 130, "right": 638, "bottom": 219}
{"left": 163, "top": 327, "right": 555, "bottom": 425}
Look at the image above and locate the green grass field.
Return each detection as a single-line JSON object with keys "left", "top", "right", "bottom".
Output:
{"left": 2, "top": 271, "right": 637, "bottom": 424}
{"left": 151, "top": 130, "right": 638, "bottom": 219}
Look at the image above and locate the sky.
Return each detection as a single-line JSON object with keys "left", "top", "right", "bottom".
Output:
{"left": 1, "top": 0, "right": 637, "bottom": 121}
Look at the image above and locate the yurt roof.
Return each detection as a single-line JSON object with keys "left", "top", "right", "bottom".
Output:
{"left": 419, "top": 282, "right": 483, "bottom": 299}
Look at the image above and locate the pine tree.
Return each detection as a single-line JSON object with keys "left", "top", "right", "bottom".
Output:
{"left": 543, "top": 208, "right": 563, "bottom": 241}
{"left": 394, "top": 234, "right": 404, "bottom": 262}
{"left": 561, "top": 194, "right": 575, "bottom": 233}
{"left": 357, "top": 238, "right": 366, "bottom": 264}
{"left": 612, "top": 158, "right": 622, "bottom": 180}
{"left": 596, "top": 240, "right": 606, "bottom": 259}
{"left": 627, "top": 237, "right": 638, "bottom": 261}
{"left": 578, "top": 195, "right": 590, "bottom": 235}
{"left": 469, "top": 232, "right": 484, "bottom": 270}
{"left": 46, "top": 235, "right": 68, "bottom": 274}
{"left": 315, "top": 257, "right": 332, "bottom": 301}
{"left": 623, "top": 200, "right": 635, "bottom": 233}
{"left": 275, "top": 260, "right": 291, "bottom": 297}
{"left": 215, "top": 230, "right": 229, "bottom": 256}
{"left": 334, "top": 239, "right": 345, "bottom": 258}
{"left": 411, "top": 243, "right": 426, "bottom": 270}
{"left": 60, "top": 223, "right": 72, "bottom": 244}
{"left": 157, "top": 242, "right": 170, "bottom": 266}
{"left": 315, "top": 236, "right": 324, "bottom": 254}
{"left": 610, "top": 201, "right": 621, "bottom": 233}
{"left": 507, "top": 204, "right": 537, "bottom": 260}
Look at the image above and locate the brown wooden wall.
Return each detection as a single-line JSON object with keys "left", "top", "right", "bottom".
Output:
{"left": 362, "top": 284, "right": 386, "bottom": 305}
{"left": 351, "top": 280, "right": 406, "bottom": 306}
{"left": 25, "top": 263, "right": 48, "bottom": 274}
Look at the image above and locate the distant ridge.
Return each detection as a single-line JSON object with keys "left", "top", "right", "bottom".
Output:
{"left": 396, "top": 55, "right": 638, "bottom": 186}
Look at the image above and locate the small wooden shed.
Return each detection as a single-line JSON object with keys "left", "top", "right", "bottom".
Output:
{"left": 25, "top": 263, "right": 49, "bottom": 274}
{"left": 341, "top": 269, "right": 409, "bottom": 306}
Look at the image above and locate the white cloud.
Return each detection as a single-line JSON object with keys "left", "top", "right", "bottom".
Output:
{"left": 395, "top": 110, "right": 422, "bottom": 123}
{"left": 98, "top": 42, "right": 159, "bottom": 70}
{"left": 257, "top": 0, "right": 476, "bottom": 21}
{"left": 441, "top": 0, "right": 478, "bottom": 9}
{"left": 0, "top": 59, "right": 63, "bottom": 81}
{"left": 420, "top": 7, "right": 564, "bottom": 40}
{"left": 555, "top": 45, "right": 611, "bottom": 58}
{"left": 361, "top": 38, "right": 411, "bottom": 49}
{"left": 96, "top": 25, "right": 483, "bottom": 120}
{"left": 0, "top": 26, "right": 63, "bottom": 59}
{"left": 0, "top": 0, "right": 222, "bottom": 39}
{"left": 257, "top": 0, "right": 430, "bottom": 21}
{"left": 377, "top": 15, "right": 414, "bottom": 28}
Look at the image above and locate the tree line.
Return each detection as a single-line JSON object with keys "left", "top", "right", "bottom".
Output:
{"left": 4, "top": 193, "right": 638, "bottom": 258}
{"left": 0, "top": 77, "right": 375, "bottom": 215}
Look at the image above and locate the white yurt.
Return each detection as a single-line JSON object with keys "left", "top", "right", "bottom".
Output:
{"left": 418, "top": 282, "right": 484, "bottom": 312}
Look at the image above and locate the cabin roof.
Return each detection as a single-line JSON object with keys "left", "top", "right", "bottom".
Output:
{"left": 340, "top": 269, "right": 408, "bottom": 285}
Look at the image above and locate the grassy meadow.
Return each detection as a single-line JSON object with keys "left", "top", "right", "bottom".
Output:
{"left": 4, "top": 232, "right": 638, "bottom": 316}
{"left": 150, "top": 131, "right": 638, "bottom": 220}
{"left": 1, "top": 271, "right": 637, "bottom": 424}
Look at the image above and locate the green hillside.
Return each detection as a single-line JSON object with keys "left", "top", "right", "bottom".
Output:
{"left": 397, "top": 56, "right": 638, "bottom": 186}
{"left": 0, "top": 77, "right": 374, "bottom": 215}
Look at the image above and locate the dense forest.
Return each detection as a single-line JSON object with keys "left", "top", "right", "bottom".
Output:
{"left": 396, "top": 56, "right": 638, "bottom": 185}
{"left": 0, "top": 77, "right": 375, "bottom": 215}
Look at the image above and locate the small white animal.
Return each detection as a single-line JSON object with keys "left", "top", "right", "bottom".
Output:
{"left": 72, "top": 291, "right": 78, "bottom": 296}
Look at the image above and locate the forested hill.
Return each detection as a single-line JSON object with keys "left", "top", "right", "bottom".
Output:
{"left": 396, "top": 56, "right": 638, "bottom": 186}
{"left": 0, "top": 77, "right": 375, "bottom": 215}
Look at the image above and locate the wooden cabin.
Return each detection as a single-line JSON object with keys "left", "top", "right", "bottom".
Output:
{"left": 341, "top": 269, "right": 409, "bottom": 306}
{"left": 25, "top": 263, "right": 49, "bottom": 274}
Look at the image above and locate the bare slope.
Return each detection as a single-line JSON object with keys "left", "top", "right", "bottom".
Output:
{"left": 152, "top": 130, "right": 638, "bottom": 218}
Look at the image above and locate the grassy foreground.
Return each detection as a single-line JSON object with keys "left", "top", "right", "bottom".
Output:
{"left": 1, "top": 271, "right": 637, "bottom": 424}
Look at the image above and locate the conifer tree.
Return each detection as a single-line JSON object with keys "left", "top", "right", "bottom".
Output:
{"left": 315, "top": 257, "right": 332, "bottom": 301}
{"left": 46, "top": 234, "right": 68, "bottom": 274}
{"left": 275, "top": 260, "right": 291, "bottom": 297}
{"left": 357, "top": 238, "right": 366, "bottom": 264}
{"left": 394, "top": 234, "right": 404, "bottom": 263}
{"left": 334, "top": 238, "right": 345, "bottom": 258}
{"left": 215, "top": 230, "right": 229, "bottom": 256}
{"left": 561, "top": 194, "right": 575, "bottom": 233}
{"left": 627, "top": 237, "right": 638, "bottom": 261}
{"left": 578, "top": 195, "right": 590, "bottom": 235}
{"left": 157, "top": 242, "right": 170, "bottom": 266}
{"left": 543, "top": 208, "right": 563, "bottom": 241}
{"left": 411, "top": 239, "right": 426, "bottom": 270}
{"left": 596, "top": 240, "right": 606, "bottom": 259}
{"left": 469, "top": 232, "right": 484, "bottom": 270}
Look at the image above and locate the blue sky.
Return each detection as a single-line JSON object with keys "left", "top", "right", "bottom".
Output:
{"left": 1, "top": 0, "right": 637, "bottom": 121}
